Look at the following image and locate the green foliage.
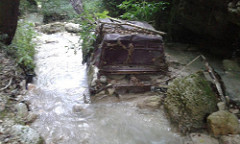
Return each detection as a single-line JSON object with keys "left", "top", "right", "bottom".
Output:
{"left": 118, "top": 0, "right": 169, "bottom": 23}
{"left": 100, "top": 0, "right": 125, "bottom": 17}
{"left": 38, "top": 0, "right": 77, "bottom": 22}
{"left": 78, "top": 0, "right": 109, "bottom": 63}
{"left": 19, "top": 0, "right": 38, "bottom": 15}
{"left": 9, "top": 20, "right": 36, "bottom": 72}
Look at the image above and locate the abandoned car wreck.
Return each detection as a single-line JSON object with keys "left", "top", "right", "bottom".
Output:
{"left": 87, "top": 18, "right": 169, "bottom": 95}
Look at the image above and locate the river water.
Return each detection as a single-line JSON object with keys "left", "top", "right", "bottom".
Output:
{"left": 26, "top": 31, "right": 184, "bottom": 144}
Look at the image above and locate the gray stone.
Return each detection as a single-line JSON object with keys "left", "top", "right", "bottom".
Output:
{"left": 107, "top": 88, "right": 115, "bottom": 95}
{"left": 207, "top": 110, "right": 239, "bottom": 136}
{"left": 72, "top": 104, "right": 84, "bottom": 113}
{"left": 99, "top": 75, "right": 107, "bottom": 84}
{"left": 65, "top": 23, "right": 81, "bottom": 33}
{"left": 11, "top": 125, "right": 43, "bottom": 144}
{"left": 15, "top": 103, "right": 28, "bottom": 118}
{"left": 26, "top": 112, "right": 38, "bottom": 123}
{"left": 217, "top": 102, "right": 226, "bottom": 110}
{"left": 0, "top": 102, "right": 5, "bottom": 112}
{"left": 164, "top": 71, "right": 218, "bottom": 132}
{"left": 190, "top": 133, "right": 219, "bottom": 144}
{"left": 220, "top": 135, "right": 240, "bottom": 144}
{"left": 0, "top": 96, "right": 7, "bottom": 112}
{"left": 137, "top": 96, "right": 162, "bottom": 109}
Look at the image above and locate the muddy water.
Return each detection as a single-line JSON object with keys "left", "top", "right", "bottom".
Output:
{"left": 26, "top": 31, "right": 183, "bottom": 144}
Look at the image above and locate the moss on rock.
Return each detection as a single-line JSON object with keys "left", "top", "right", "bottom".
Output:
{"left": 164, "top": 71, "right": 218, "bottom": 133}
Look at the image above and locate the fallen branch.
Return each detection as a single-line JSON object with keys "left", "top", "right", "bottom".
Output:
{"left": 0, "top": 78, "right": 13, "bottom": 91}
{"left": 200, "top": 55, "right": 226, "bottom": 105}
{"left": 99, "top": 18, "right": 166, "bottom": 36}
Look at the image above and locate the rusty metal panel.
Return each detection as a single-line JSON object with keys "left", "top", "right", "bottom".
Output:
{"left": 0, "top": 0, "right": 20, "bottom": 45}
{"left": 92, "top": 19, "right": 168, "bottom": 74}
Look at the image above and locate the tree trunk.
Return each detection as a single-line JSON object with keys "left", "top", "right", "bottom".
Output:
{"left": 70, "top": 0, "right": 83, "bottom": 14}
{"left": 0, "top": 0, "right": 20, "bottom": 45}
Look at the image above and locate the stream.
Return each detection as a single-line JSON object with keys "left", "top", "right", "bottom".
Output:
{"left": 26, "top": 31, "right": 184, "bottom": 144}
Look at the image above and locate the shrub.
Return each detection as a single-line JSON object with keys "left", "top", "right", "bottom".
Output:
{"left": 100, "top": 0, "right": 125, "bottom": 17}
{"left": 19, "top": 0, "right": 38, "bottom": 15}
{"left": 118, "top": 0, "right": 169, "bottom": 24}
{"left": 38, "top": 0, "right": 77, "bottom": 23}
{"left": 78, "top": 0, "right": 109, "bottom": 63}
{"left": 9, "top": 20, "right": 37, "bottom": 73}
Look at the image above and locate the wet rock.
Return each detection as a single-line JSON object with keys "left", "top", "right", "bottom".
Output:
{"left": 26, "top": 112, "right": 38, "bottom": 123}
{"left": 16, "top": 95, "right": 24, "bottom": 101}
{"left": 15, "top": 103, "right": 28, "bottom": 118}
{"left": 164, "top": 71, "right": 218, "bottom": 132}
{"left": 27, "top": 83, "right": 36, "bottom": 91}
{"left": 223, "top": 59, "right": 240, "bottom": 72}
{"left": 107, "top": 88, "right": 115, "bottom": 95}
{"left": 190, "top": 133, "right": 219, "bottom": 144}
{"left": 87, "top": 65, "right": 98, "bottom": 87}
{"left": 219, "top": 135, "right": 240, "bottom": 144}
{"left": 72, "top": 104, "right": 86, "bottom": 113}
{"left": 0, "top": 95, "right": 8, "bottom": 112}
{"left": 217, "top": 102, "right": 226, "bottom": 111}
{"left": 0, "top": 102, "right": 5, "bottom": 112}
{"left": 65, "top": 23, "right": 81, "bottom": 33}
{"left": 98, "top": 90, "right": 106, "bottom": 95}
{"left": 137, "top": 96, "right": 162, "bottom": 110}
{"left": 229, "top": 108, "right": 239, "bottom": 114}
{"left": 99, "top": 75, "right": 107, "bottom": 84}
{"left": 207, "top": 110, "right": 239, "bottom": 136}
{"left": 39, "top": 22, "right": 65, "bottom": 34}
{"left": 0, "top": 98, "right": 6, "bottom": 112}
{"left": 11, "top": 125, "right": 43, "bottom": 144}
{"left": 20, "top": 80, "right": 26, "bottom": 90}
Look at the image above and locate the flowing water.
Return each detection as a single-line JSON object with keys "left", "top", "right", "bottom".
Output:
{"left": 26, "top": 31, "right": 184, "bottom": 144}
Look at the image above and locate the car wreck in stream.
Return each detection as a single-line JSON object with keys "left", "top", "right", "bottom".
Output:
{"left": 87, "top": 18, "right": 169, "bottom": 95}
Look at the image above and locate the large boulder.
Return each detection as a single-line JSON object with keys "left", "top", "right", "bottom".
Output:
{"left": 65, "top": 23, "right": 81, "bottom": 33}
{"left": 164, "top": 71, "right": 218, "bottom": 132}
{"left": 207, "top": 110, "right": 239, "bottom": 136}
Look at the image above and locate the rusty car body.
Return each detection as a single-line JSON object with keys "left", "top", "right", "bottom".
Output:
{"left": 88, "top": 19, "right": 168, "bottom": 95}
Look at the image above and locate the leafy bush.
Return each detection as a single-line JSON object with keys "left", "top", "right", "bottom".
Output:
{"left": 118, "top": 0, "right": 169, "bottom": 24}
{"left": 19, "top": 0, "right": 38, "bottom": 15}
{"left": 78, "top": 0, "right": 109, "bottom": 63}
{"left": 9, "top": 20, "right": 36, "bottom": 73}
{"left": 100, "top": 0, "right": 125, "bottom": 17}
{"left": 38, "top": 0, "right": 77, "bottom": 23}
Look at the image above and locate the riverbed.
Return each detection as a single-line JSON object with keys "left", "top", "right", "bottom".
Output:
{"left": 26, "top": 30, "right": 184, "bottom": 144}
